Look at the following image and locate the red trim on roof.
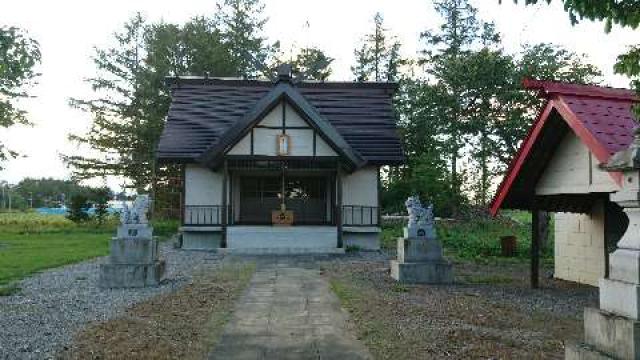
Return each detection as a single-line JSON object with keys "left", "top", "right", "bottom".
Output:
{"left": 489, "top": 101, "right": 554, "bottom": 216}
{"left": 554, "top": 97, "right": 624, "bottom": 186}
{"left": 490, "top": 80, "right": 634, "bottom": 216}
{"left": 523, "top": 78, "right": 637, "bottom": 102}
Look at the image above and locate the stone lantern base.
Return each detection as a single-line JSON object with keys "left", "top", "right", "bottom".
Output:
{"left": 99, "top": 224, "right": 166, "bottom": 288}
{"left": 391, "top": 234, "right": 453, "bottom": 284}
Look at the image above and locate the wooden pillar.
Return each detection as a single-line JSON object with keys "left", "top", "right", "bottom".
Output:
{"left": 221, "top": 160, "right": 228, "bottom": 248}
{"left": 377, "top": 166, "right": 382, "bottom": 226}
{"left": 180, "top": 164, "right": 186, "bottom": 225}
{"left": 336, "top": 165, "right": 343, "bottom": 248}
{"left": 531, "top": 208, "right": 541, "bottom": 289}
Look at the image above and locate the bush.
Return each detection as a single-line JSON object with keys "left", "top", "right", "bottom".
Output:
{"left": 92, "top": 189, "right": 110, "bottom": 225}
{"left": 151, "top": 219, "right": 180, "bottom": 238}
{"left": 67, "top": 195, "right": 89, "bottom": 223}
{"left": 381, "top": 211, "right": 552, "bottom": 261}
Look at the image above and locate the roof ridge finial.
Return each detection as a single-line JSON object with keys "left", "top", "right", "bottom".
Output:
{"left": 277, "top": 63, "right": 293, "bottom": 83}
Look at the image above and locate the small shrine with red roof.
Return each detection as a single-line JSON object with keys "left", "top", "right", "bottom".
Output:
{"left": 490, "top": 79, "right": 637, "bottom": 286}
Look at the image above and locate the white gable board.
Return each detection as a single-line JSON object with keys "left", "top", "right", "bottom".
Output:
{"left": 227, "top": 102, "right": 338, "bottom": 157}
{"left": 535, "top": 130, "right": 618, "bottom": 195}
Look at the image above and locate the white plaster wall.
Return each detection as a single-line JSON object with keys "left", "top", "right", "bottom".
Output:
{"left": 554, "top": 200, "right": 606, "bottom": 287}
{"left": 227, "top": 133, "right": 252, "bottom": 155}
{"left": 284, "top": 104, "right": 308, "bottom": 127}
{"left": 226, "top": 102, "right": 337, "bottom": 157}
{"left": 536, "top": 131, "right": 618, "bottom": 195}
{"left": 287, "top": 129, "right": 315, "bottom": 156}
{"left": 342, "top": 166, "right": 378, "bottom": 207}
{"left": 259, "top": 104, "right": 282, "bottom": 126}
{"left": 184, "top": 164, "right": 222, "bottom": 206}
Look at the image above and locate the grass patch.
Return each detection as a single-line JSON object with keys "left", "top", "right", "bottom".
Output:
{"left": 0, "top": 212, "right": 180, "bottom": 288}
{"left": 0, "top": 283, "right": 20, "bottom": 296}
{"left": 0, "top": 229, "right": 111, "bottom": 287}
{"left": 382, "top": 210, "right": 553, "bottom": 262}
{"left": 60, "top": 262, "right": 256, "bottom": 360}
{"left": 326, "top": 261, "right": 584, "bottom": 359}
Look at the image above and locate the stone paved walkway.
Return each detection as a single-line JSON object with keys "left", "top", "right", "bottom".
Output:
{"left": 210, "top": 258, "right": 371, "bottom": 359}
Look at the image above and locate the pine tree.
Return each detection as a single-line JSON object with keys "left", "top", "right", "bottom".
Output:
{"left": 64, "top": 14, "right": 236, "bottom": 192}
{"left": 215, "top": 0, "right": 277, "bottom": 78}
{"left": 419, "top": 0, "right": 492, "bottom": 208}
{"left": 351, "top": 12, "right": 404, "bottom": 82}
{"left": 291, "top": 47, "right": 334, "bottom": 81}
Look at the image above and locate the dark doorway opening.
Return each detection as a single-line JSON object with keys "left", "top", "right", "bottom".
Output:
{"left": 238, "top": 174, "right": 333, "bottom": 225}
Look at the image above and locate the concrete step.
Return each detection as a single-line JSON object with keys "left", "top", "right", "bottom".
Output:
{"left": 226, "top": 226, "right": 338, "bottom": 249}
{"left": 219, "top": 247, "right": 345, "bottom": 255}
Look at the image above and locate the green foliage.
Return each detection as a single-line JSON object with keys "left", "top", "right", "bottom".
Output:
{"left": 0, "top": 213, "right": 75, "bottom": 232}
{"left": 65, "top": 2, "right": 273, "bottom": 192}
{"left": 0, "top": 26, "right": 41, "bottom": 166}
{"left": 67, "top": 195, "right": 89, "bottom": 223}
{"left": 381, "top": 211, "right": 551, "bottom": 261}
{"left": 352, "top": 12, "right": 404, "bottom": 82}
{"left": 93, "top": 188, "right": 110, "bottom": 225}
{"left": 215, "top": 0, "right": 277, "bottom": 78}
{"left": 12, "top": 177, "right": 111, "bottom": 208}
{"left": 151, "top": 218, "right": 180, "bottom": 238}
{"left": 291, "top": 47, "right": 333, "bottom": 81}
{"left": 384, "top": 0, "right": 602, "bottom": 213}
{"left": 508, "top": 0, "right": 640, "bottom": 32}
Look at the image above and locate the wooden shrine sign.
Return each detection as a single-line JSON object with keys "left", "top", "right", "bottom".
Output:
{"left": 272, "top": 209, "right": 294, "bottom": 226}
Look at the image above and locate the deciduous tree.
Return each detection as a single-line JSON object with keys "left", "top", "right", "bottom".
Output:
{"left": 0, "top": 26, "right": 40, "bottom": 167}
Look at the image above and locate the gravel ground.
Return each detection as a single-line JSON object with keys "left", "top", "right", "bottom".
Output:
{"left": 0, "top": 243, "right": 221, "bottom": 360}
{"left": 322, "top": 252, "right": 599, "bottom": 359}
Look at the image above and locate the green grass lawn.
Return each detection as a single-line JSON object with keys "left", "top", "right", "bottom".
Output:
{"left": 0, "top": 230, "right": 111, "bottom": 287}
{"left": 0, "top": 212, "right": 179, "bottom": 293}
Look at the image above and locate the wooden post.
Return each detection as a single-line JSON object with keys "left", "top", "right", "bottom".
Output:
{"left": 377, "top": 166, "right": 382, "bottom": 226}
{"left": 539, "top": 211, "right": 550, "bottom": 252}
{"left": 336, "top": 165, "right": 343, "bottom": 248}
{"left": 180, "top": 164, "right": 186, "bottom": 225}
{"left": 531, "top": 208, "right": 541, "bottom": 289}
{"left": 221, "top": 160, "right": 228, "bottom": 248}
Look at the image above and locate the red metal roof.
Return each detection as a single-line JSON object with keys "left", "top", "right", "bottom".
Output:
{"left": 490, "top": 80, "right": 638, "bottom": 216}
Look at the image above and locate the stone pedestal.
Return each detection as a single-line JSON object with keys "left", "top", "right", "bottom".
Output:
{"left": 567, "top": 132, "right": 640, "bottom": 359}
{"left": 391, "top": 230, "right": 453, "bottom": 284}
{"left": 99, "top": 224, "right": 166, "bottom": 288}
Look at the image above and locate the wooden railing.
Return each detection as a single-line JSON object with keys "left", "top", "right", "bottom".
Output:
{"left": 341, "top": 205, "right": 379, "bottom": 226}
{"left": 184, "top": 205, "right": 226, "bottom": 226}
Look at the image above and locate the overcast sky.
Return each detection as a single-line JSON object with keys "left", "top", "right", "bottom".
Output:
{"left": 0, "top": 0, "right": 637, "bottom": 189}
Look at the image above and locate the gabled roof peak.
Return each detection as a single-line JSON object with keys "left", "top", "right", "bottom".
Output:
{"left": 523, "top": 78, "right": 637, "bottom": 102}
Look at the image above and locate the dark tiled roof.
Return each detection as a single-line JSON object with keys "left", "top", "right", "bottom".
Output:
{"left": 157, "top": 78, "right": 404, "bottom": 166}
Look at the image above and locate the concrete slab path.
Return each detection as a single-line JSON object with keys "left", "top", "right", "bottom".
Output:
{"left": 210, "top": 257, "right": 371, "bottom": 360}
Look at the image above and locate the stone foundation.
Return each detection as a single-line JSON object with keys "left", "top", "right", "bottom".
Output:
{"left": 181, "top": 227, "right": 222, "bottom": 251}
{"left": 99, "top": 223, "right": 166, "bottom": 288}
{"left": 343, "top": 227, "right": 380, "bottom": 250}
{"left": 390, "top": 259, "right": 453, "bottom": 284}
{"left": 99, "top": 261, "right": 166, "bottom": 288}
{"left": 566, "top": 307, "right": 640, "bottom": 359}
